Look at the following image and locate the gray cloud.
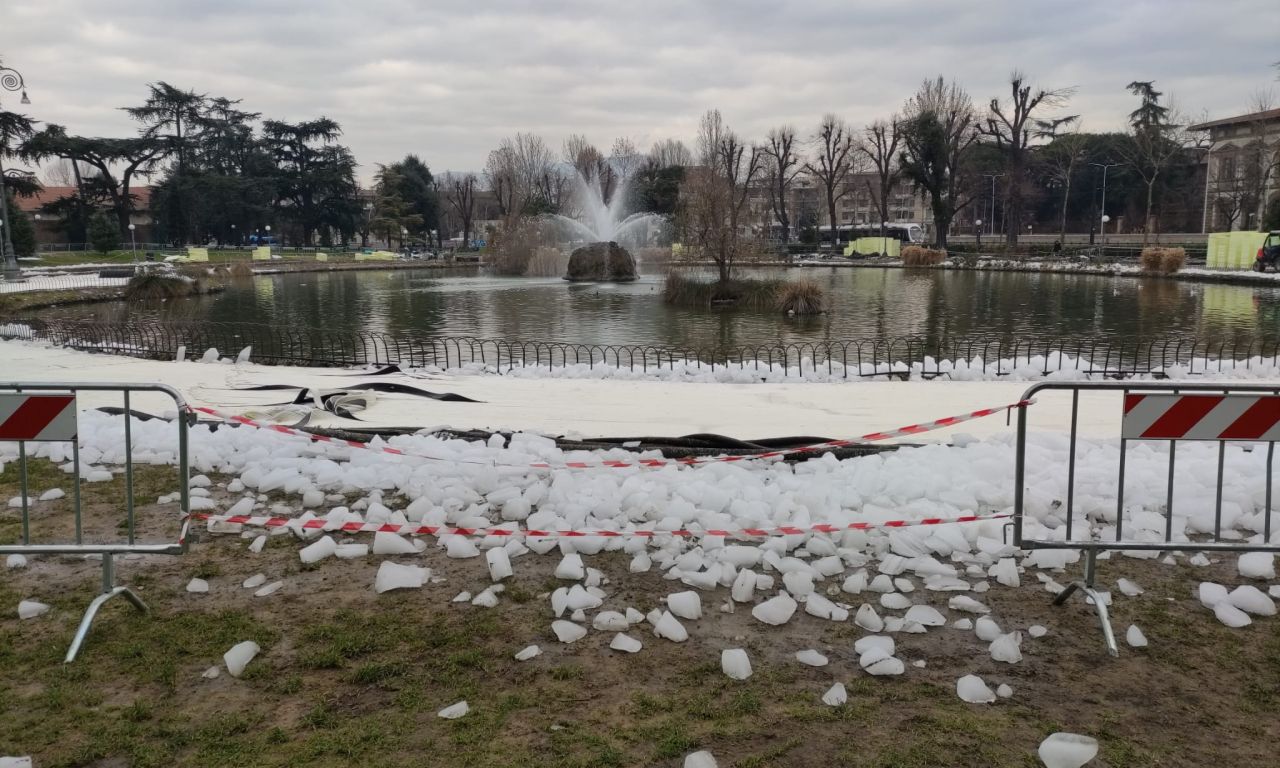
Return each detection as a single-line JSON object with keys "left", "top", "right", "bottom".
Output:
{"left": 4, "top": 0, "right": 1277, "bottom": 182}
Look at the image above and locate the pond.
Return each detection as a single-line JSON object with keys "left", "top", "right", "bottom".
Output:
{"left": 36, "top": 265, "right": 1280, "bottom": 349}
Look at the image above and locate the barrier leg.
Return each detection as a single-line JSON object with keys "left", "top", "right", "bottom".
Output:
{"left": 1050, "top": 549, "right": 1119, "bottom": 657}
{"left": 64, "top": 553, "right": 150, "bottom": 663}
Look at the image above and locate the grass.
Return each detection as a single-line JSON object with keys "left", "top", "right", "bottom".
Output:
{"left": 662, "top": 272, "right": 784, "bottom": 310}
{"left": 775, "top": 279, "right": 825, "bottom": 315}
{"left": 664, "top": 272, "right": 827, "bottom": 315}
{"left": 2, "top": 473, "right": 1277, "bottom": 767}
{"left": 902, "top": 245, "right": 946, "bottom": 266}
{"left": 1140, "top": 247, "right": 1187, "bottom": 274}
{"left": 124, "top": 272, "right": 203, "bottom": 301}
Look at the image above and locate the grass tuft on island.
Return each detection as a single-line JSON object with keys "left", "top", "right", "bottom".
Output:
{"left": 776, "top": 279, "right": 825, "bottom": 315}
{"left": 663, "top": 272, "right": 825, "bottom": 314}
{"left": 124, "top": 272, "right": 206, "bottom": 302}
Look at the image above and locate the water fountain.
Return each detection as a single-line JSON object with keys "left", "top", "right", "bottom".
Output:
{"left": 545, "top": 168, "right": 667, "bottom": 282}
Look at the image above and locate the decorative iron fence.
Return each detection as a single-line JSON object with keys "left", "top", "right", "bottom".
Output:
{"left": 7, "top": 318, "right": 1280, "bottom": 380}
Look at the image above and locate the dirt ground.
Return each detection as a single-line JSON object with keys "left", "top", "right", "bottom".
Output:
{"left": 2, "top": 459, "right": 1279, "bottom": 768}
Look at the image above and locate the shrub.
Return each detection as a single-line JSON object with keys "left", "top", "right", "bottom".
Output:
{"left": 775, "top": 279, "right": 825, "bottom": 315}
{"left": 1140, "top": 247, "right": 1186, "bottom": 274}
{"left": 124, "top": 273, "right": 198, "bottom": 301}
{"left": 524, "top": 246, "right": 565, "bottom": 277}
{"left": 901, "top": 245, "right": 946, "bottom": 266}
{"left": 485, "top": 217, "right": 546, "bottom": 276}
{"left": 662, "top": 272, "right": 782, "bottom": 310}
{"left": 229, "top": 261, "right": 255, "bottom": 278}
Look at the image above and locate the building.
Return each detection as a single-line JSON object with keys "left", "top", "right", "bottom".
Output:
{"left": 1190, "top": 107, "right": 1280, "bottom": 232}
{"left": 746, "top": 171, "right": 931, "bottom": 243}
{"left": 13, "top": 185, "right": 156, "bottom": 246}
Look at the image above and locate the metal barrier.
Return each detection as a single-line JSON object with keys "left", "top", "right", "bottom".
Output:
{"left": 9, "top": 319, "right": 1280, "bottom": 380}
{"left": 1013, "top": 381, "right": 1280, "bottom": 655}
{"left": 0, "top": 382, "right": 191, "bottom": 662}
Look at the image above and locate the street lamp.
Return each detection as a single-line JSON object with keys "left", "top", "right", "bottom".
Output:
{"left": 0, "top": 63, "right": 31, "bottom": 281}
{"left": 1089, "top": 162, "right": 1123, "bottom": 244}
{"left": 975, "top": 219, "right": 983, "bottom": 248}
{"left": 983, "top": 174, "right": 1005, "bottom": 237}
{"left": 128, "top": 223, "right": 136, "bottom": 260}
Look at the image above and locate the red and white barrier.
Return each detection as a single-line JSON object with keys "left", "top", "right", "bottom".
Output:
{"left": 188, "top": 398, "right": 1034, "bottom": 471}
{"left": 195, "top": 511, "right": 1011, "bottom": 539}
{"left": 0, "top": 394, "right": 77, "bottom": 441}
{"left": 1123, "top": 393, "right": 1280, "bottom": 441}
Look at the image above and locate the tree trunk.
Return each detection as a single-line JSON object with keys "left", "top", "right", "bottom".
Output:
{"left": 827, "top": 190, "right": 838, "bottom": 249}
{"left": 933, "top": 208, "right": 950, "bottom": 251}
{"left": 1059, "top": 175, "right": 1071, "bottom": 241}
{"left": 1143, "top": 179, "right": 1155, "bottom": 247}
{"left": 1005, "top": 175, "right": 1019, "bottom": 246}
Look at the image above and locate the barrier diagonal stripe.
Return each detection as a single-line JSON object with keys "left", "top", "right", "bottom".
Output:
{"left": 186, "top": 398, "right": 1034, "bottom": 472}
{"left": 194, "top": 511, "right": 1011, "bottom": 539}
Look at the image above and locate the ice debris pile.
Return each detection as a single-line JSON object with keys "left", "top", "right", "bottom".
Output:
{"left": 9, "top": 410, "right": 1280, "bottom": 555}
{"left": 7, "top": 408, "right": 1280, "bottom": 728}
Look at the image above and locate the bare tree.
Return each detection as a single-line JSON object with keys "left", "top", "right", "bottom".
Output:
{"left": 563, "top": 134, "right": 617, "bottom": 202}
{"left": 804, "top": 115, "right": 856, "bottom": 248}
{"left": 42, "top": 158, "right": 77, "bottom": 187}
{"left": 899, "top": 76, "right": 980, "bottom": 250}
{"left": 1241, "top": 89, "right": 1280, "bottom": 228}
{"left": 442, "top": 171, "right": 477, "bottom": 248}
{"left": 858, "top": 118, "right": 902, "bottom": 238}
{"left": 648, "top": 138, "right": 692, "bottom": 168}
{"left": 1212, "top": 162, "right": 1252, "bottom": 231}
{"left": 484, "top": 144, "right": 518, "bottom": 217}
{"left": 1035, "top": 116, "right": 1088, "bottom": 240}
{"left": 684, "top": 109, "right": 764, "bottom": 283}
{"left": 610, "top": 136, "right": 642, "bottom": 181}
{"left": 979, "top": 72, "right": 1074, "bottom": 244}
{"left": 763, "top": 126, "right": 802, "bottom": 243}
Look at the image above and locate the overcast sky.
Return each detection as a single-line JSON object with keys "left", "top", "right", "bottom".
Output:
{"left": 4, "top": 0, "right": 1277, "bottom": 183}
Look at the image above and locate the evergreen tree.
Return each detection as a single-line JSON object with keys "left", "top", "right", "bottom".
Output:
{"left": 88, "top": 211, "right": 119, "bottom": 254}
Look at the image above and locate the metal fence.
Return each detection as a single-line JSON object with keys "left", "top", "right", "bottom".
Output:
{"left": 1012, "top": 381, "right": 1280, "bottom": 655}
{"left": 0, "top": 382, "right": 191, "bottom": 662}
{"left": 8, "top": 318, "right": 1280, "bottom": 379}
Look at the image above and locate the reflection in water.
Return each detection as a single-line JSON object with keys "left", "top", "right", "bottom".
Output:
{"left": 42, "top": 267, "right": 1280, "bottom": 348}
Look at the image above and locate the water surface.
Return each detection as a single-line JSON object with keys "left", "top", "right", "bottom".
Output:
{"left": 39, "top": 266, "right": 1280, "bottom": 348}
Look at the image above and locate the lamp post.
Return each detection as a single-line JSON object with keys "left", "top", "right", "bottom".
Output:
{"left": 128, "top": 223, "right": 136, "bottom": 260}
{"left": 1, "top": 63, "right": 32, "bottom": 281}
{"left": 983, "top": 174, "right": 1005, "bottom": 237}
{"left": 265, "top": 225, "right": 271, "bottom": 252}
{"left": 975, "top": 219, "right": 983, "bottom": 248}
{"left": 1089, "top": 162, "right": 1122, "bottom": 245}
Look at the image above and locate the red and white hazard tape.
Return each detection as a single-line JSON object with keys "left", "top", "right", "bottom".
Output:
{"left": 187, "top": 399, "right": 1033, "bottom": 472}
{"left": 195, "top": 511, "right": 1011, "bottom": 539}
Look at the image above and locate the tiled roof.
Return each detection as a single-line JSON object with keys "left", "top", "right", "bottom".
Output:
{"left": 1188, "top": 107, "right": 1280, "bottom": 131}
